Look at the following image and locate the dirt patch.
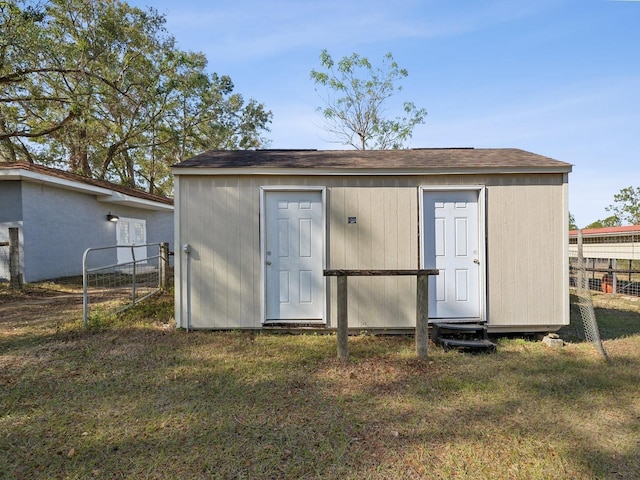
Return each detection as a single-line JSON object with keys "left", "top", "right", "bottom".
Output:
{"left": 0, "top": 287, "right": 84, "bottom": 334}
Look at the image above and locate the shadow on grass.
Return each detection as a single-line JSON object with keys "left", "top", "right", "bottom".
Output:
{"left": 2, "top": 288, "right": 640, "bottom": 479}
{"left": 2, "top": 323, "right": 640, "bottom": 479}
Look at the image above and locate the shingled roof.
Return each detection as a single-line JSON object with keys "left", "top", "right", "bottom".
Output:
{"left": 0, "top": 162, "right": 173, "bottom": 206}
{"left": 173, "top": 148, "right": 571, "bottom": 173}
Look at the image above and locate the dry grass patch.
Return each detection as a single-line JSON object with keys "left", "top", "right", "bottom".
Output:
{"left": 1, "top": 283, "right": 640, "bottom": 479}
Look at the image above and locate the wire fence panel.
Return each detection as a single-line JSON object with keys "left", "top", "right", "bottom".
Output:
{"left": 83, "top": 243, "right": 169, "bottom": 326}
{"left": 569, "top": 264, "right": 609, "bottom": 361}
{"left": 569, "top": 227, "right": 640, "bottom": 296}
{"left": 568, "top": 229, "right": 609, "bottom": 360}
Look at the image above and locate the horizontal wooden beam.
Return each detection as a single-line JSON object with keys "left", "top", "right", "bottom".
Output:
{"left": 326, "top": 268, "right": 439, "bottom": 362}
{"left": 324, "top": 269, "right": 439, "bottom": 277}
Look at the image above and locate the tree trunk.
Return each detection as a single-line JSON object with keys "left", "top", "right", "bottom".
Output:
{"left": 124, "top": 149, "right": 136, "bottom": 188}
{"left": 0, "top": 114, "right": 18, "bottom": 162}
{"left": 70, "top": 125, "right": 91, "bottom": 176}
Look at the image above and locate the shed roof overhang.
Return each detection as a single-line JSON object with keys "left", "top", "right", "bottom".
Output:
{"left": 171, "top": 148, "right": 573, "bottom": 177}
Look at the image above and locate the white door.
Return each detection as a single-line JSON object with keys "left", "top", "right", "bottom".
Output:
{"left": 116, "top": 217, "right": 147, "bottom": 265}
{"left": 423, "top": 190, "right": 482, "bottom": 320}
{"left": 265, "top": 191, "right": 324, "bottom": 321}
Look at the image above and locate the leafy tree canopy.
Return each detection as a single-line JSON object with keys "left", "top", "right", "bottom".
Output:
{"left": 0, "top": 0, "right": 272, "bottom": 195}
{"left": 569, "top": 212, "right": 578, "bottom": 230}
{"left": 310, "top": 50, "right": 426, "bottom": 150}
{"left": 605, "top": 186, "right": 640, "bottom": 226}
{"left": 584, "top": 215, "right": 621, "bottom": 229}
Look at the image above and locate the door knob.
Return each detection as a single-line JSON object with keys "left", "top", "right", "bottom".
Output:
{"left": 473, "top": 259, "right": 480, "bottom": 264}
{"left": 266, "top": 261, "right": 272, "bottom": 265}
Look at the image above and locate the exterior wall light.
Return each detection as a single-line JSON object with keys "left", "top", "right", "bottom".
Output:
{"left": 107, "top": 212, "right": 119, "bottom": 222}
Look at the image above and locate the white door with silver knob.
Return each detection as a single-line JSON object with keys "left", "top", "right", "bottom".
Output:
{"left": 264, "top": 190, "right": 324, "bottom": 321}
{"left": 422, "top": 189, "right": 482, "bottom": 320}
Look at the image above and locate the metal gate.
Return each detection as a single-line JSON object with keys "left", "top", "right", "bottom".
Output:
{"left": 82, "top": 242, "right": 170, "bottom": 326}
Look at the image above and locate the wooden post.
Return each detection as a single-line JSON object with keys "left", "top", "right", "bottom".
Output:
{"left": 324, "top": 269, "right": 438, "bottom": 361}
{"left": 416, "top": 273, "right": 429, "bottom": 360}
{"left": 336, "top": 274, "right": 349, "bottom": 361}
{"left": 131, "top": 246, "right": 137, "bottom": 305}
{"left": 9, "top": 228, "right": 22, "bottom": 289}
{"left": 160, "top": 242, "right": 169, "bottom": 289}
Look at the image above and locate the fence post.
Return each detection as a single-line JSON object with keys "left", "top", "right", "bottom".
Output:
{"left": 336, "top": 274, "right": 349, "bottom": 361}
{"left": 131, "top": 245, "right": 137, "bottom": 305}
{"left": 9, "top": 228, "right": 22, "bottom": 289}
{"left": 160, "top": 242, "right": 169, "bottom": 289}
{"left": 577, "top": 229, "right": 587, "bottom": 290}
{"left": 416, "top": 273, "right": 429, "bottom": 360}
{"left": 83, "top": 248, "right": 89, "bottom": 327}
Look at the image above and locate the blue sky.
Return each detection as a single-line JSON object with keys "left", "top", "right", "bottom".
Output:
{"left": 130, "top": 0, "right": 640, "bottom": 228}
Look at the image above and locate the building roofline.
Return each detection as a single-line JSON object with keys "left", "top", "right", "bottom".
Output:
{"left": 172, "top": 165, "right": 570, "bottom": 176}
{"left": 171, "top": 148, "right": 573, "bottom": 175}
{"left": 0, "top": 162, "right": 173, "bottom": 211}
{"left": 569, "top": 225, "right": 640, "bottom": 237}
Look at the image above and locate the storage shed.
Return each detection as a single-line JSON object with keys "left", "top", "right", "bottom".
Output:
{"left": 172, "top": 148, "right": 571, "bottom": 333}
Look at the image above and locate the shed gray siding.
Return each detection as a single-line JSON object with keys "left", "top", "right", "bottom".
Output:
{"left": 175, "top": 176, "right": 260, "bottom": 329}
{"left": 174, "top": 171, "right": 569, "bottom": 332}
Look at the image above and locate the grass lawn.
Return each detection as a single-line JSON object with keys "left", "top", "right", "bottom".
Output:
{"left": 1, "top": 285, "right": 639, "bottom": 479}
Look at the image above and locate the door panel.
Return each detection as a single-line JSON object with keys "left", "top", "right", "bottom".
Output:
{"left": 265, "top": 191, "right": 323, "bottom": 321}
{"left": 116, "top": 217, "right": 147, "bottom": 265}
{"left": 423, "top": 190, "right": 481, "bottom": 319}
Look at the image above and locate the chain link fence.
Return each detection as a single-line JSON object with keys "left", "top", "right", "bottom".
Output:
{"left": 569, "top": 260, "right": 609, "bottom": 361}
{"left": 568, "top": 229, "right": 611, "bottom": 360}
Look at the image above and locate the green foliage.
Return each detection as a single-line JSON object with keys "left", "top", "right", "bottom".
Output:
{"left": 310, "top": 49, "right": 427, "bottom": 150}
{"left": 569, "top": 212, "right": 577, "bottom": 230}
{"left": 584, "top": 215, "right": 621, "bottom": 229}
{"left": 606, "top": 186, "right": 640, "bottom": 226}
{"left": 0, "top": 0, "right": 272, "bottom": 195}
